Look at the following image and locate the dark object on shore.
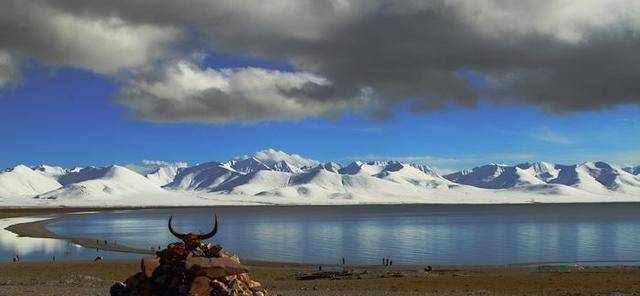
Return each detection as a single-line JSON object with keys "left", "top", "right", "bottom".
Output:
{"left": 94, "top": 256, "right": 104, "bottom": 262}
{"left": 296, "top": 270, "right": 354, "bottom": 281}
{"left": 110, "top": 214, "right": 272, "bottom": 296}
{"left": 425, "top": 266, "right": 432, "bottom": 272}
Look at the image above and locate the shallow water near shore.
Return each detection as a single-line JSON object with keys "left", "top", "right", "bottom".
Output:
{"left": 0, "top": 217, "right": 137, "bottom": 261}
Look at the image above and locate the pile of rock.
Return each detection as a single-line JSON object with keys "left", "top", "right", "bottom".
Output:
{"left": 111, "top": 247, "right": 270, "bottom": 296}
{"left": 110, "top": 215, "right": 272, "bottom": 296}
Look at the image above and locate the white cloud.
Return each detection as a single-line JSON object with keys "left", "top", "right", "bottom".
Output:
{"left": 531, "top": 126, "right": 574, "bottom": 145}
{"left": 46, "top": 14, "right": 180, "bottom": 73}
{"left": 0, "top": 51, "right": 19, "bottom": 87}
{"left": 3, "top": 0, "right": 640, "bottom": 121}
{"left": 0, "top": 1, "right": 181, "bottom": 74}
{"left": 454, "top": 0, "right": 640, "bottom": 43}
{"left": 118, "top": 60, "right": 367, "bottom": 123}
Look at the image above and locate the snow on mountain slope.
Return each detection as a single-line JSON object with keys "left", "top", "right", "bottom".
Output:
{"left": 341, "top": 173, "right": 424, "bottom": 198}
{"left": 271, "top": 160, "right": 302, "bottom": 173}
{"left": 58, "top": 166, "right": 105, "bottom": 186}
{"left": 225, "top": 157, "right": 270, "bottom": 174}
{"left": 445, "top": 161, "right": 640, "bottom": 195}
{"left": 0, "top": 165, "right": 62, "bottom": 197}
{"left": 39, "top": 165, "right": 163, "bottom": 199}
{"left": 253, "top": 149, "right": 319, "bottom": 170}
{"left": 166, "top": 162, "right": 240, "bottom": 191}
{"left": 374, "top": 162, "right": 454, "bottom": 189}
{"left": 213, "top": 170, "right": 291, "bottom": 195}
{"left": 517, "top": 162, "right": 560, "bottom": 182}
{"left": 2, "top": 149, "right": 639, "bottom": 207}
{"left": 444, "top": 163, "right": 544, "bottom": 189}
{"left": 227, "top": 149, "right": 319, "bottom": 173}
{"left": 320, "top": 162, "right": 342, "bottom": 173}
{"left": 33, "top": 165, "right": 67, "bottom": 180}
{"left": 127, "top": 160, "right": 188, "bottom": 186}
{"left": 146, "top": 166, "right": 184, "bottom": 186}
{"left": 623, "top": 165, "right": 640, "bottom": 176}
{"left": 339, "top": 161, "right": 389, "bottom": 176}
{"left": 583, "top": 162, "right": 640, "bottom": 193}
{"left": 410, "top": 163, "right": 438, "bottom": 175}
{"left": 290, "top": 167, "right": 345, "bottom": 191}
{"left": 548, "top": 162, "right": 640, "bottom": 194}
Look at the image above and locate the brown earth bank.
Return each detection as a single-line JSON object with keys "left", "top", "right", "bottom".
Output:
{"left": 2, "top": 261, "right": 640, "bottom": 296}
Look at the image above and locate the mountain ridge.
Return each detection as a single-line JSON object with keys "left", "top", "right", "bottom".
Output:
{"left": 0, "top": 149, "right": 638, "bottom": 206}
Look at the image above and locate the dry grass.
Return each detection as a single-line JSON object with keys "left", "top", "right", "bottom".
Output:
{"left": 1, "top": 261, "right": 640, "bottom": 296}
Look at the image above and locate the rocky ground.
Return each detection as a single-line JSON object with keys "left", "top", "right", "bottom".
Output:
{"left": 1, "top": 261, "right": 640, "bottom": 296}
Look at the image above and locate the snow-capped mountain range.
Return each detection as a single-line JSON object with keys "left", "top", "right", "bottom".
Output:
{"left": 1, "top": 149, "right": 639, "bottom": 207}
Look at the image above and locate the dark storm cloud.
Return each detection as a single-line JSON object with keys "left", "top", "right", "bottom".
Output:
{"left": 3, "top": 1, "right": 640, "bottom": 122}
{"left": 116, "top": 61, "right": 364, "bottom": 123}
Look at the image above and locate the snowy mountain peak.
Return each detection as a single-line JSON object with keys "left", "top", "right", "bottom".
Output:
{"left": 0, "top": 165, "right": 62, "bottom": 197}
{"left": 127, "top": 160, "right": 188, "bottom": 186}
{"left": 2, "top": 152, "right": 640, "bottom": 204}
{"left": 226, "top": 149, "right": 320, "bottom": 174}
{"left": 445, "top": 163, "right": 543, "bottom": 189}
{"left": 320, "top": 162, "right": 342, "bottom": 173}
{"left": 226, "top": 157, "right": 270, "bottom": 174}
{"left": 409, "top": 163, "right": 436, "bottom": 174}
{"left": 271, "top": 160, "right": 301, "bottom": 173}
{"left": 39, "top": 166, "right": 163, "bottom": 200}
{"left": 624, "top": 165, "right": 640, "bottom": 175}
{"left": 32, "top": 165, "right": 67, "bottom": 179}
{"left": 6, "top": 164, "right": 32, "bottom": 172}
{"left": 252, "top": 149, "right": 320, "bottom": 170}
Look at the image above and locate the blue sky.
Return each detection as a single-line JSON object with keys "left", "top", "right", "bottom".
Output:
{"left": 2, "top": 2, "right": 640, "bottom": 172}
{"left": 1, "top": 59, "right": 638, "bottom": 172}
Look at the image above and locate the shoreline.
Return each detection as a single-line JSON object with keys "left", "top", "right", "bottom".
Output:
{"left": 3, "top": 205, "right": 640, "bottom": 268}
{"left": 5, "top": 215, "right": 156, "bottom": 255}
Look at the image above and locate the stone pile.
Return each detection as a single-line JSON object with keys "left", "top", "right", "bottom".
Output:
{"left": 110, "top": 215, "right": 272, "bottom": 296}
{"left": 110, "top": 245, "right": 270, "bottom": 296}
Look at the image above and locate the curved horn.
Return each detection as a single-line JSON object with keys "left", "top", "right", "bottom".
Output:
{"left": 168, "top": 216, "right": 186, "bottom": 240}
{"left": 197, "top": 214, "right": 218, "bottom": 240}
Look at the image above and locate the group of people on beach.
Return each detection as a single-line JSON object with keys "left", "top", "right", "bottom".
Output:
{"left": 383, "top": 257, "right": 393, "bottom": 266}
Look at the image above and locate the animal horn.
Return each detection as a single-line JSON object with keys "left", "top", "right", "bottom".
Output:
{"left": 168, "top": 216, "right": 186, "bottom": 240}
{"left": 197, "top": 214, "right": 219, "bottom": 240}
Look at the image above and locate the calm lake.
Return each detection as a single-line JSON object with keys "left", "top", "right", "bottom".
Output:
{"left": 4, "top": 203, "right": 640, "bottom": 265}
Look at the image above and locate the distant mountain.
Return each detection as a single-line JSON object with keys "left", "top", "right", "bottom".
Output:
{"left": 444, "top": 162, "right": 550, "bottom": 189}
{"left": 39, "top": 165, "right": 163, "bottom": 199}
{"left": 58, "top": 166, "right": 106, "bottom": 186}
{"left": 1, "top": 150, "right": 639, "bottom": 206}
{"left": 225, "top": 157, "right": 270, "bottom": 174}
{"left": 319, "top": 162, "right": 342, "bottom": 173}
{"left": 226, "top": 149, "right": 319, "bottom": 173}
{"left": 624, "top": 165, "right": 640, "bottom": 175}
{"left": 214, "top": 170, "right": 292, "bottom": 195}
{"left": 339, "top": 161, "right": 388, "bottom": 175}
{"left": 127, "top": 160, "right": 188, "bottom": 186}
{"left": 166, "top": 162, "right": 240, "bottom": 191}
{"left": 0, "top": 165, "right": 62, "bottom": 197}
{"left": 253, "top": 149, "right": 319, "bottom": 170}
{"left": 32, "top": 165, "right": 67, "bottom": 180}
{"left": 550, "top": 162, "right": 640, "bottom": 194}
{"left": 445, "top": 161, "right": 640, "bottom": 195}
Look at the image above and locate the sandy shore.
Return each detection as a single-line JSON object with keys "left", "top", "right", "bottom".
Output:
{"left": 2, "top": 261, "right": 640, "bottom": 296}
{"left": 6, "top": 215, "right": 157, "bottom": 255}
